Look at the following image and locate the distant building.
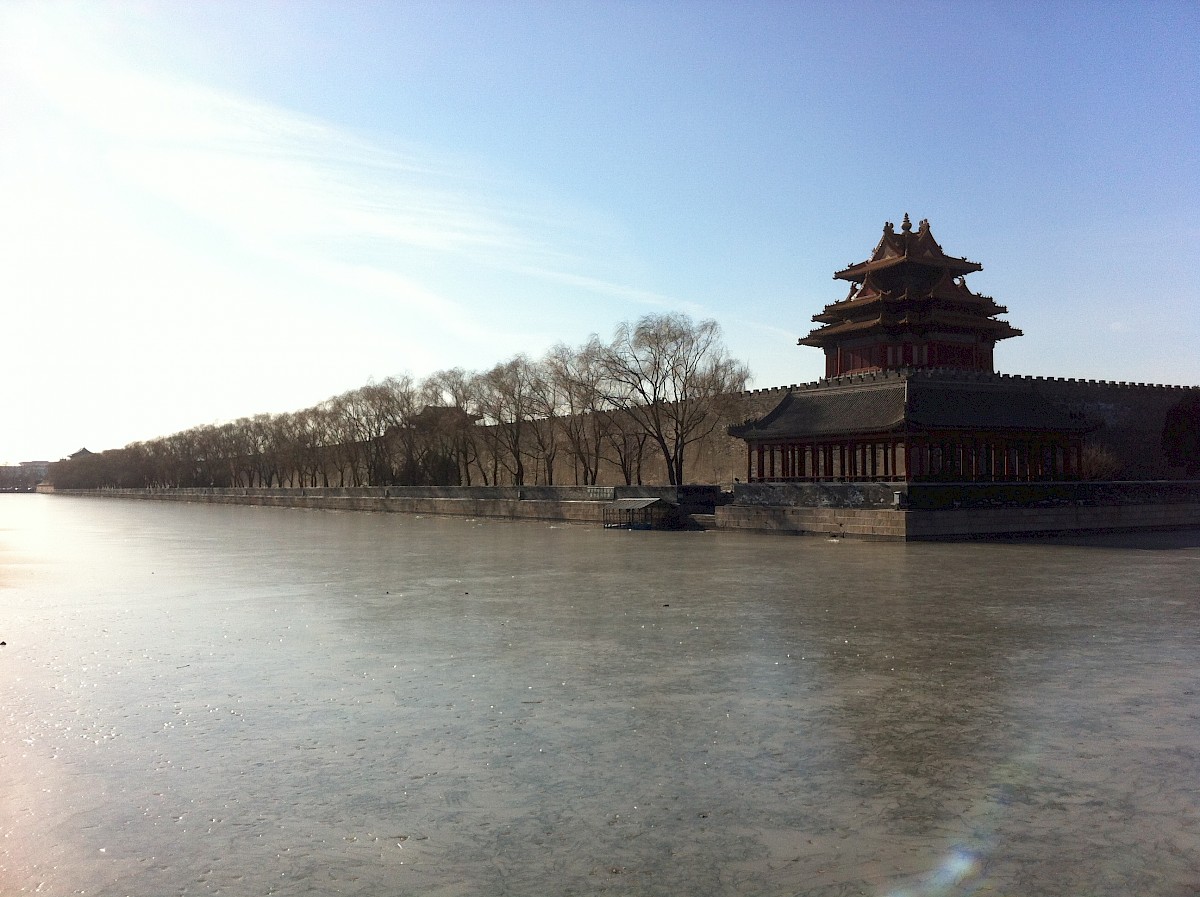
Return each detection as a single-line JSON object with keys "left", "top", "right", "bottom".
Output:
{"left": 0, "top": 460, "right": 51, "bottom": 491}
{"left": 21, "top": 460, "right": 51, "bottom": 477}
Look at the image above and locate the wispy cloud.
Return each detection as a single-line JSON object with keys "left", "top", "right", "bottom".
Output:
{"left": 20, "top": 55, "right": 535, "bottom": 257}
{"left": 4, "top": 9, "right": 694, "bottom": 332}
{"left": 511, "top": 266, "right": 706, "bottom": 317}
{"left": 4, "top": 11, "right": 700, "bottom": 350}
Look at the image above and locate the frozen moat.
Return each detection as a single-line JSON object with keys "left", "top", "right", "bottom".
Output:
{"left": 2, "top": 495, "right": 1199, "bottom": 896}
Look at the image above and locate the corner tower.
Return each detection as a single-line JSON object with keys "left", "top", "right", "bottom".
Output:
{"left": 800, "top": 215, "right": 1022, "bottom": 378}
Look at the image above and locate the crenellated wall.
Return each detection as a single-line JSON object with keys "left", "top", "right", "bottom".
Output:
{"left": 1016, "top": 376, "right": 1196, "bottom": 479}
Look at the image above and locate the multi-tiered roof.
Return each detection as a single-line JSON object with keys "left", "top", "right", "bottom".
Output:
{"left": 800, "top": 215, "right": 1021, "bottom": 377}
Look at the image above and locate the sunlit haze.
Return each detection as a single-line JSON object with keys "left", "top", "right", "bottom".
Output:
{"left": 2, "top": 1, "right": 1197, "bottom": 463}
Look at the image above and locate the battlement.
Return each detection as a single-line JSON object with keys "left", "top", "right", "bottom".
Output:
{"left": 746, "top": 367, "right": 1199, "bottom": 395}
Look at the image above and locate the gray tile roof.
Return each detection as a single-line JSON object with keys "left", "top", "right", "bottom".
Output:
{"left": 735, "top": 372, "right": 1093, "bottom": 441}
{"left": 736, "top": 383, "right": 907, "bottom": 439}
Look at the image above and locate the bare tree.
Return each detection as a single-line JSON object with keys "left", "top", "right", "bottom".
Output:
{"left": 421, "top": 368, "right": 483, "bottom": 485}
{"left": 476, "top": 356, "right": 538, "bottom": 486}
{"left": 544, "top": 339, "right": 611, "bottom": 485}
{"left": 144, "top": 438, "right": 175, "bottom": 488}
{"left": 49, "top": 310, "right": 756, "bottom": 492}
{"left": 366, "top": 376, "right": 420, "bottom": 485}
{"left": 600, "top": 313, "right": 750, "bottom": 485}
{"left": 166, "top": 428, "right": 203, "bottom": 486}
{"left": 527, "top": 358, "right": 563, "bottom": 485}
{"left": 321, "top": 392, "right": 362, "bottom": 485}
{"left": 602, "top": 407, "right": 651, "bottom": 485}
{"left": 271, "top": 410, "right": 308, "bottom": 487}
{"left": 215, "top": 420, "right": 252, "bottom": 486}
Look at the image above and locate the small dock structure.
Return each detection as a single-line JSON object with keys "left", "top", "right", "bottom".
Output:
{"left": 603, "top": 497, "right": 676, "bottom": 529}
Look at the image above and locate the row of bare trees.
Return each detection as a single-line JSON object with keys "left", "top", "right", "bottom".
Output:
{"left": 50, "top": 314, "right": 751, "bottom": 491}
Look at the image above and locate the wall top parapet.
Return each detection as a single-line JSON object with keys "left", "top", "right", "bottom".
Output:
{"left": 743, "top": 367, "right": 1200, "bottom": 397}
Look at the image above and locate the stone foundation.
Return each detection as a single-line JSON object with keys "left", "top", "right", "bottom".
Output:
{"left": 718, "top": 481, "right": 1200, "bottom": 540}
{"left": 716, "top": 502, "right": 1200, "bottom": 540}
{"left": 50, "top": 483, "right": 1200, "bottom": 540}
{"left": 714, "top": 505, "right": 908, "bottom": 540}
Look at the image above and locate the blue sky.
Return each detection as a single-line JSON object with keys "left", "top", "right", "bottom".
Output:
{"left": 2, "top": 0, "right": 1197, "bottom": 463}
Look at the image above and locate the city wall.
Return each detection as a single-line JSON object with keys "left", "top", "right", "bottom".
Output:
{"left": 44, "top": 373, "right": 1198, "bottom": 539}
{"left": 979, "top": 374, "right": 1197, "bottom": 480}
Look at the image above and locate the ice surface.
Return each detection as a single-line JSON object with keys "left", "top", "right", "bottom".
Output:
{"left": 2, "top": 496, "right": 1198, "bottom": 896}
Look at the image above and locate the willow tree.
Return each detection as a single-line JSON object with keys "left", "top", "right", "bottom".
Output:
{"left": 600, "top": 313, "right": 750, "bottom": 485}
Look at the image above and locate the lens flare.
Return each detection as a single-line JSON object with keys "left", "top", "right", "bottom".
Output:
{"left": 883, "top": 847, "right": 982, "bottom": 897}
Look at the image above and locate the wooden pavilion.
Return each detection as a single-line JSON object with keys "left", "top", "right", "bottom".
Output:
{"left": 801, "top": 214, "right": 1022, "bottom": 377}
{"left": 733, "top": 218, "right": 1091, "bottom": 483}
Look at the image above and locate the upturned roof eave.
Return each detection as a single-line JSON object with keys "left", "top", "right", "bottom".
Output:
{"left": 834, "top": 254, "right": 982, "bottom": 281}
{"left": 810, "top": 294, "right": 1011, "bottom": 328}
{"left": 800, "top": 316, "right": 1023, "bottom": 346}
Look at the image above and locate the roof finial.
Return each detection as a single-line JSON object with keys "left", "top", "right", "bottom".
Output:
{"left": 901, "top": 213, "right": 912, "bottom": 233}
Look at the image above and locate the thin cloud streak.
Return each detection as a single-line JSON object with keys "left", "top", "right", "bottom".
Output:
{"left": 511, "top": 266, "right": 708, "bottom": 318}
{"left": 9, "top": 13, "right": 608, "bottom": 301}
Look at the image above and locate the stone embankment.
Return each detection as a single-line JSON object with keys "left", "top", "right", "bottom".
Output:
{"left": 49, "top": 481, "right": 1200, "bottom": 540}
{"left": 51, "top": 485, "right": 722, "bottom": 527}
{"left": 716, "top": 481, "right": 1200, "bottom": 540}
